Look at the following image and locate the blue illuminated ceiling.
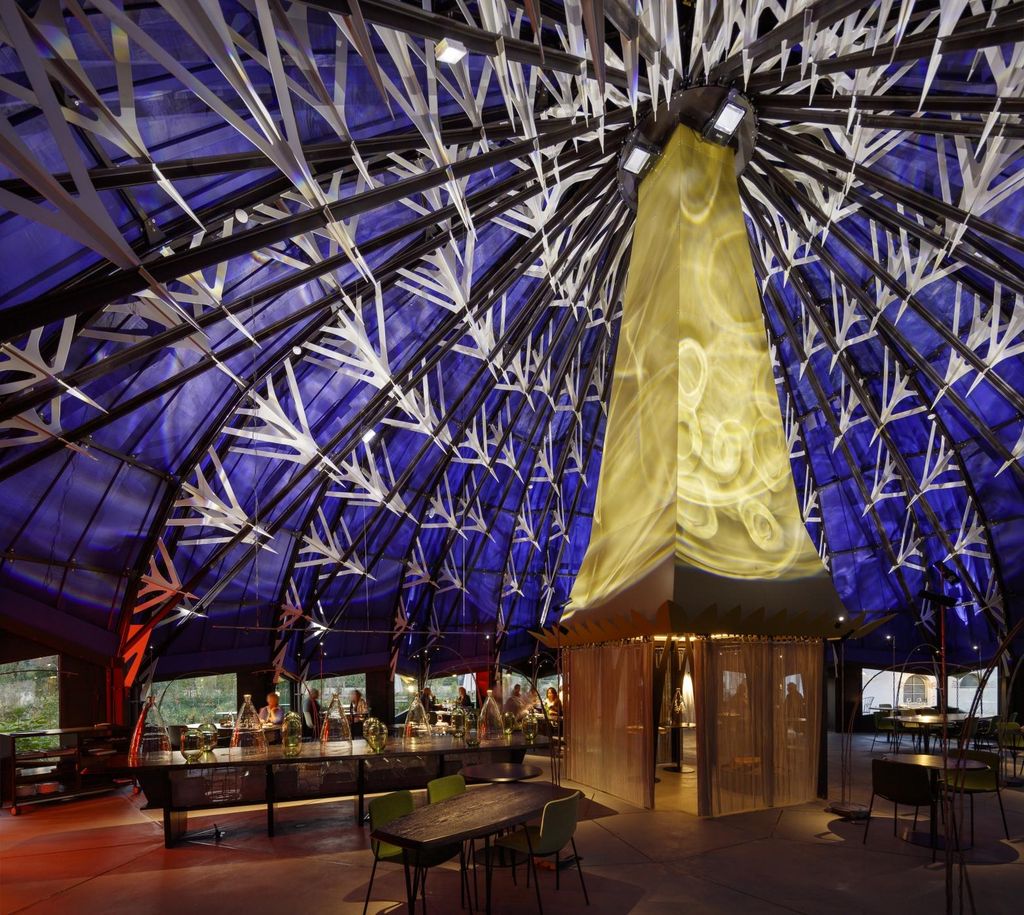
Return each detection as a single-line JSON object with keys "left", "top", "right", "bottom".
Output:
{"left": 0, "top": 1, "right": 1021, "bottom": 683}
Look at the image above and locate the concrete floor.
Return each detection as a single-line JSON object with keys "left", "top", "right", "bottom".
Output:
{"left": 2, "top": 734, "right": 1022, "bottom": 914}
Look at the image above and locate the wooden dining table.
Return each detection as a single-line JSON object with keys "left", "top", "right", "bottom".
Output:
{"left": 372, "top": 781, "right": 574, "bottom": 913}
{"left": 894, "top": 713, "right": 968, "bottom": 753}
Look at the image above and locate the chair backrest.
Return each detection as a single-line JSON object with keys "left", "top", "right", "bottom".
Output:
{"left": 874, "top": 711, "right": 894, "bottom": 729}
{"left": 871, "top": 759, "right": 934, "bottom": 806}
{"left": 427, "top": 774, "right": 466, "bottom": 804}
{"left": 535, "top": 790, "right": 582, "bottom": 854}
{"left": 997, "top": 722, "right": 1023, "bottom": 746}
{"left": 368, "top": 789, "right": 414, "bottom": 856}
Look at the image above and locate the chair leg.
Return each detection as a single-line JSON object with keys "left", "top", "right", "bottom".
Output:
{"left": 555, "top": 851, "right": 560, "bottom": 891}
{"left": 571, "top": 837, "right": 589, "bottom": 906}
{"left": 912, "top": 806, "right": 919, "bottom": 831}
{"left": 893, "top": 802, "right": 899, "bottom": 837}
{"left": 863, "top": 795, "right": 875, "bottom": 845}
{"left": 511, "top": 850, "right": 518, "bottom": 886}
{"left": 363, "top": 855, "right": 379, "bottom": 915}
{"left": 996, "top": 788, "right": 1009, "bottom": 840}
{"left": 525, "top": 831, "right": 543, "bottom": 915}
{"left": 970, "top": 794, "right": 975, "bottom": 847}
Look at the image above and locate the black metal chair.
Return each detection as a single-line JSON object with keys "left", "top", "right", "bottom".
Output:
{"left": 864, "top": 758, "right": 938, "bottom": 861}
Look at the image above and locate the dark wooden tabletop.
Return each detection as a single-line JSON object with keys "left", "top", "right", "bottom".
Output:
{"left": 461, "top": 762, "right": 543, "bottom": 783}
{"left": 884, "top": 754, "right": 987, "bottom": 770}
{"left": 373, "top": 782, "right": 575, "bottom": 849}
{"left": 97, "top": 734, "right": 548, "bottom": 773}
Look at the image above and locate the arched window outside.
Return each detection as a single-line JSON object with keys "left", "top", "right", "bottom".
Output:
{"left": 902, "top": 674, "right": 928, "bottom": 706}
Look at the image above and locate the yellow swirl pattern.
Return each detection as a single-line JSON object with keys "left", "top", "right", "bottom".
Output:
{"left": 567, "top": 126, "right": 822, "bottom": 616}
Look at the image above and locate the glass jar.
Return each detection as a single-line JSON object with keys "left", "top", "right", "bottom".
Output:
{"left": 479, "top": 690, "right": 503, "bottom": 741}
{"left": 320, "top": 690, "right": 352, "bottom": 747}
{"left": 198, "top": 720, "right": 219, "bottom": 760}
{"left": 522, "top": 712, "right": 538, "bottom": 745}
{"left": 502, "top": 711, "right": 516, "bottom": 738}
{"left": 364, "top": 716, "right": 387, "bottom": 753}
{"left": 129, "top": 695, "right": 171, "bottom": 763}
{"left": 281, "top": 711, "right": 303, "bottom": 757}
{"left": 180, "top": 727, "right": 204, "bottom": 763}
{"left": 230, "top": 694, "right": 268, "bottom": 758}
{"left": 450, "top": 706, "right": 466, "bottom": 739}
{"left": 404, "top": 696, "right": 431, "bottom": 739}
{"left": 464, "top": 709, "right": 479, "bottom": 747}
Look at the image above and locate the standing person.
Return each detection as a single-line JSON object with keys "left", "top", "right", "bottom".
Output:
{"left": 302, "top": 687, "right": 321, "bottom": 740}
{"left": 456, "top": 685, "right": 472, "bottom": 709}
{"left": 259, "top": 691, "right": 284, "bottom": 743}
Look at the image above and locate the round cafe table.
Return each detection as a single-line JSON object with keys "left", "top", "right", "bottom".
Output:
{"left": 461, "top": 762, "right": 543, "bottom": 783}
{"left": 894, "top": 713, "right": 968, "bottom": 753}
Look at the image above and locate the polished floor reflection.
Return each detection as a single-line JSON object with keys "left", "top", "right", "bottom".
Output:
{"left": 2, "top": 734, "right": 1022, "bottom": 914}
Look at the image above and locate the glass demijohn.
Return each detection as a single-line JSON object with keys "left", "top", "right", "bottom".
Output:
{"left": 364, "top": 716, "right": 388, "bottom": 753}
{"left": 281, "top": 711, "right": 303, "bottom": 757}
{"left": 502, "top": 711, "right": 516, "bottom": 737}
{"left": 479, "top": 690, "right": 503, "bottom": 740}
{"left": 198, "top": 719, "right": 219, "bottom": 759}
{"left": 129, "top": 695, "right": 171, "bottom": 763}
{"left": 451, "top": 706, "right": 466, "bottom": 739}
{"left": 522, "top": 712, "right": 538, "bottom": 744}
{"left": 403, "top": 695, "right": 431, "bottom": 739}
{"left": 464, "top": 709, "right": 479, "bottom": 746}
{"left": 320, "top": 690, "right": 352, "bottom": 746}
{"left": 230, "top": 693, "right": 268, "bottom": 757}
{"left": 180, "top": 727, "right": 204, "bottom": 763}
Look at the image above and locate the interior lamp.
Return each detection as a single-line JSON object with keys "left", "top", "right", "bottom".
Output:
{"left": 621, "top": 138, "right": 660, "bottom": 177}
{"left": 435, "top": 37, "right": 468, "bottom": 65}
{"left": 702, "top": 89, "right": 747, "bottom": 145}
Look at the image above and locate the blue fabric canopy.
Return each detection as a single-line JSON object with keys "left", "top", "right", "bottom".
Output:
{"left": 0, "top": 1, "right": 1020, "bottom": 681}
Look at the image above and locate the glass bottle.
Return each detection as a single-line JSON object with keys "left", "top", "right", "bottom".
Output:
{"left": 479, "top": 690, "right": 503, "bottom": 741}
{"left": 522, "top": 712, "right": 538, "bottom": 745}
{"left": 320, "top": 690, "right": 352, "bottom": 747}
{"left": 404, "top": 695, "right": 431, "bottom": 739}
{"left": 451, "top": 706, "right": 466, "bottom": 739}
{"left": 464, "top": 709, "right": 479, "bottom": 746}
{"left": 180, "top": 727, "right": 204, "bottom": 763}
{"left": 230, "top": 693, "right": 268, "bottom": 758}
{"left": 282, "top": 711, "right": 303, "bottom": 757}
{"left": 129, "top": 695, "right": 171, "bottom": 763}
{"left": 502, "top": 711, "right": 516, "bottom": 738}
{"left": 198, "top": 719, "right": 219, "bottom": 760}
{"left": 364, "top": 717, "right": 388, "bottom": 753}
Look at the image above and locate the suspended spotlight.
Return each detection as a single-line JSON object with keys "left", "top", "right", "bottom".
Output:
{"left": 362, "top": 428, "right": 377, "bottom": 444}
{"left": 621, "top": 137, "right": 660, "bottom": 176}
{"left": 435, "top": 37, "right": 467, "bottom": 65}
{"left": 702, "top": 88, "right": 748, "bottom": 145}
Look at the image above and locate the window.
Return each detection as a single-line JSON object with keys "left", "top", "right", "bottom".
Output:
{"left": 902, "top": 674, "right": 928, "bottom": 706}
{"left": 310, "top": 673, "right": 367, "bottom": 716}
{"left": 0, "top": 655, "right": 60, "bottom": 750}
{"left": 156, "top": 673, "right": 237, "bottom": 726}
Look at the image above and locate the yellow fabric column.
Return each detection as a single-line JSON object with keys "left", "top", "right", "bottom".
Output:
{"left": 567, "top": 126, "right": 822, "bottom": 618}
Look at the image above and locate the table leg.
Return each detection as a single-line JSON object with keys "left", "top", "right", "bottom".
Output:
{"left": 484, "top": 834, "right": 493, "bottom": 915}
{"left": 402, "top": 848, "right": 416, "bottom": 912}
{"left": 357, "top": 759, "right": 366, "bottom": 824}
{"left": 266, "top": 764, "right": 275, "bottom": 837}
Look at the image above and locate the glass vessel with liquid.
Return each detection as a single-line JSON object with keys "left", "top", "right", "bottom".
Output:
{"left": 450, "top": 706, "right": 466, "bottom": 739}
{"left": 320, "top": 690, "right": 352, "bottom": 747}
{"left": 464, "top": 709, "right": 479, "bottom": 746}
{"left": 403, "top": 695, "right": 431, "bottom": 739}
{"left": 522, "top": 712, "right": 538, "bottom": 745}
{"left": 129, "top": 695, "right": 172, "bottom": 763}
{"left": 180, "top": 727, "right": 204, "bottom": 763}
{"left": 282, "top": 711, "right": 303, "bottom": 757}
{"left": 364, "top": 717, "right": 388, "bottom": 753}
{"left": 230, "top": 694, "right": 268, "bottom": 758}
{"left": 502, "top": 711, "right": 516, "bottom": 738}
{"left": 479, "top": 690, "right": 503, "bottom": 741}
{"left": 198, "top": 719, "right": 219, "bottom": 760}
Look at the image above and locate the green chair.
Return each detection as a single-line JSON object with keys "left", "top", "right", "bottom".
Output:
{"left": 494, "top": 790, "right": 588, "bottom": 914}
{"left": 941, "top": 750, "right": 1009, "bottom": 844}
{"left": 864, "top": 759, "right": 938, "bottom": 861}
{"left": 871, "top": 711, "right": 895, "bottom": 752}
{"left": 427, "top": 773, "right": 466, "bottom": 804}
{"left": 364, "top": 789, "right": 464, "bottom": 915}
{"left": 997, "top": 722, "right": 1024, "bottom": 777}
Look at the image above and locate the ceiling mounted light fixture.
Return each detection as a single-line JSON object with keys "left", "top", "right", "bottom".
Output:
{"left": 702, "top": 89, "right": 747, "bottom": 145}
{"left": 621, "top": 138, "right": 660, "bottom": 177}
{"left": 435, "top": 37, "right": 468, "bottom": 65}
{"left": 362, "top": 428, "right": 377, "bottom": 444}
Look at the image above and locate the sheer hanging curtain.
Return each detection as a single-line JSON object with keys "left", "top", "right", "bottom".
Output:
{"left": 695, "top": 638, "right": 821, "bottom": 816}
{"left": 564, "top": 641, "right": 654, "bottom": 809}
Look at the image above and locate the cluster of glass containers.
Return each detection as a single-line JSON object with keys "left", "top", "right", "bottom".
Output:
{"left": 130, "top": 687, "right": 539, "bottom": 764}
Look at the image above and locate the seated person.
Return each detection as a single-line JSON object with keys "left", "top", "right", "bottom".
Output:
{"left": 259, "top": 691, "right": 284, "bottom": 743}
